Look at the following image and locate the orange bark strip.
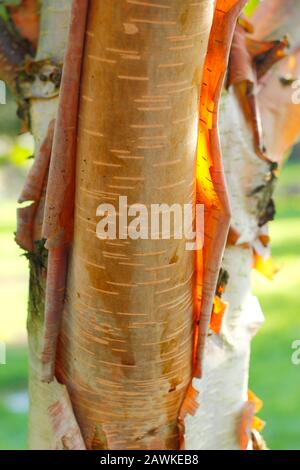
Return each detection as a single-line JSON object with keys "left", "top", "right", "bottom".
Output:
{"left": 248, "top": 36, "right": 288, "bottom": 80}
{"left": 258, "top": 234, "right": 270, "bottom": 248}
{"left": 180, "top": 383, "right": 199, "bottom": 418}
{"left": 248, "top": 390, "right": 263, "bottom": 414}
{"left": 238, "top": 400, "right": 256, "bottom": 450}
{"left": 227, "top": 23, "right": 255, "bottom": 86}
{"left": 194, "top": 0, "right": 247, "bottom": 378}
{"left": 0, "top": 17, "right": 29, "bottom": 92}
{"left": 41, "top": 246, "right": 68, "bottom": 383}
{"left": 259, "top": 47, "right": 300, "bottom": 164}
{"left": 48, "top": 385, "right": 86, "bottom": 450}
{"left": 41, "top": 0, "right": 89, "bottom": 382}
{"left": 178, "top": 383, "right": 199, "bottom": 449}
{"left": 19, "top": 120, "right": 55, "bottom": 204}
{"left": 251, "top": 0, "right": 299, "bottom": 47}
{"left": 15, "top": 120, "right": 55, "bottom": 253}
{"left": 228, "top": 22, "right": 288, "bottom": 86}
{"left": 227, "top": 8, "right": 290, "bottom": 165}
{"left": 248, "top": 390, "right": 265, "bottom": 434}
{"left": 227, "top": 23, "right": 288, "bottom": 164}
{"left": 8, "top": 0, "right": 40, "bottom": 49}
{"left": 209, "top": 295, "right": 228, "bottom": 335}
{"left": 15, "top": 203, "right": 37, "bottom": 252}
{"left": 234, "top": 81, "right": 269, "bottom": 163}
{"left": 43, "top": 0, "right": 89, "bottom": 249}
{"left": 247, "top": 37, "right": 285, "bottom": 58}
{"left": 253, "top": 251, "right": 279, "bottom": 281}
{"left": 226, "top": 226, "right": 251, "bottom": 247}
{"left": 252, "top": 416, "right": 266, "bottom": 433}
{"left": 236, "top": 0, "right": 300, "bottom": 166}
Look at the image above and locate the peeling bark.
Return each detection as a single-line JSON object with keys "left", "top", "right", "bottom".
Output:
{"left": 251, "top": 0, "right": 300, "bottom": 50}
{"left": 56, "top": 0, "right": 214, "bottom": 450}
{"left": 24, "top": 0, "right": 74, "bottom": 450}
{"left": 180, "top": 0, "right": 248, "bottom": 449}
{"left": 41, "top": 0, "right": 89, "bottom": 383}
{"left": 183, "top": 0, "right": 300, "bottom": 450}
{"left": 193, "top": 0, "right": 247, "bottom": 379}
{"left": 0, "top": 16, "right": 31, "bottom": 92}
{"left": 8, "top": 0, "right": 300, "bottom": 451}
{"left": 48, "top": 382, "right": 86, "bottom": 450}
{"left": 8, "top": 0, "right": 40, "bottom": 49}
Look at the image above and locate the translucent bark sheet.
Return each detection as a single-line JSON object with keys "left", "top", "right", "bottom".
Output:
{"left": 193, "top": 0, "right": 247, "bottom": 378}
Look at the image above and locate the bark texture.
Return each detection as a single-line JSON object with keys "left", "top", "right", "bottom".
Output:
{"left": 24, "top": 0, "right": 79, "bottom": 450}
{"left": 184, "top": 0, "right": 300, "bottom": 450}
{"left": 56, "top": 0, "right": 214, "bottom": 450}
{"left": 10, "top": 0, "right": 299, "bottom": 451}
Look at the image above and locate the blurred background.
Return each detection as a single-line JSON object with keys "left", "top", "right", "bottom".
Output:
{"left": 0, "top": 0, "right": 300, "bottom": 448}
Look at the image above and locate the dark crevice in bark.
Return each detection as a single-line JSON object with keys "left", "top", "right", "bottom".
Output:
{"left": 25, "top": 240, "right": 48, "bottom": 333}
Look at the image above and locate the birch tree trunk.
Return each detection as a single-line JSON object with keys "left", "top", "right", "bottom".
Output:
{"left": 16, "top": 0, "right": 78, "bottom": 449}
{"left": 15, "top": 0, "right": 214, "bottom": 450}
{"left": 1, "top": 0, "right": 298, "bottom": 451}
{"left": 55, "top": 0, "right": 214, "bottom": 451}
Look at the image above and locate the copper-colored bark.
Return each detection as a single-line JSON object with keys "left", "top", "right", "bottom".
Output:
{"left": 238, "top": 401, "right": 256, "bottom": 450}
{"left": 227, "top": 21, "right": 288, "bottom": 164}
{"left": 251, "top": 0, "right": 299, "bottom": 48}
{"left": 259, "top": 48, "right": 300, "bottom": 163}
{"left": 19, "top": 120, "right": 55, "bottom": 204}
{"left": 56, "top": 0, "right": 213, "bottom": 450}
{"left": 194, "top": 0, "right": 247, "bottom": 378}
{"left": 43, "top": 0, "right": 89, "bottom": 250}
{"left": 243, "top": 0, "right": 300, "bottom": 164}
{"left": 15, "top": 203, "right": 37, "bottom": 252}
{"left": 41, "top": 0, "right": 89, "bottom": 382}
{"left": 48, "top": 384, "right": 86, "bottom": 450}
{"left": 0, "top": 17, "right": 30, "bottom": 92}
{"left": 8, "top": 0, "right": 40, "bottom": 49}
{"left": 15, "top": 120, "right": 54, "bottom": 252}
{"left": 41, "top": 246, "right": 68, "bottom": 382}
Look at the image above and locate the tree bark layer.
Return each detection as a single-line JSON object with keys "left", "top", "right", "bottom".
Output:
{"left": 56, "top": 0, "right": 213, "bottom": 450}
